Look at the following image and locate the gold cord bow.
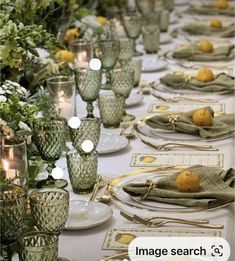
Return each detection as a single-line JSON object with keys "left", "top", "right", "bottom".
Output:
{"left": 168, "top": 114, "right": 180, "bottom": 130}
{"left": 143, "top": 179, "right": 157, "bottom": 199}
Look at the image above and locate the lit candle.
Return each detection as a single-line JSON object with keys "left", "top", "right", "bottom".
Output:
{"left": 75, "top": 51, "right": 89, "bottom": 69}
{"left": 2, "top": 159, "right": 20, "bottom": 183}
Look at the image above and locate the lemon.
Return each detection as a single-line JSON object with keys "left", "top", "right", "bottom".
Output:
{"left": 192, "top": 108, "right": 213, "bottom": 126}
{"left": 215, "top": 0, "right": 229, "bottom": 9}
{"left": 210, "top": 19, "right": 223, "bottom": 28}
{"left": 196, "top": 67, "right": 214, "bottom": 82}
{"left": 198, "top": 41, "right": 214, "bottom": 53}
{"left": 140, "top": 156, "right": 156, "bottom": 163}
{"left": 115, "top": 233, "right": 136, "bottom": 244}
{"left": 176, "top": 171, "right": 200, "bottom": 192}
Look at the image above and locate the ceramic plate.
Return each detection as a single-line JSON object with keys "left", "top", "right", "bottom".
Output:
{"left": 175, "top": 0, "right": 189, "bottom": 5}
{"left": 170, "top": 15, "right": 179, "bottom": 24}
{"left": 97, "top": 133, "right": 130, "bottom": 154}
{"left": 160, "top": 33, "right": 172, "bottom": 44}
{"left": 142, "top": 58, "right": 168, "bottom": 72}
{"left": 64, "top": 200, "right": 112, "bottom": 230}
{"left": 126, "top": 91, "right": 143, "bottom": 107}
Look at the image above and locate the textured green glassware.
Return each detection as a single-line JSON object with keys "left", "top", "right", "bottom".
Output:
{"left": 142, "top": 25, "right": 160, "bottom": 53}
{"left": 19, "top": 232, "right": 58, "bottom": 261}
{"left": 30, "top": 188, "right": 69, "bottom": 233}
{"left": 119, "top": 38, "right": 135, "bottom": 66}
{"left": 0, "top": 185, "right": 27, "bottom": 260}
{"left": 136, "top": 0, "right": 155, "bottom": 15}
{"left": 75, "top": 68, "right": 101, "bottom": 118}
{"left": 69, "top": 118, "right": 101, "bottom": 152}
{"left": 66, "top": 150, "right": 98, "bottom": 194}
{"left": 98, "top": 94, "right": 124, "bottom": 128}
{"left": 130, "top": 57, "right": 142, "bottom": 87}
{"left": 112, "top": 68, "right": 135, "bottom": 121}
{"left": 122, "top": 13, "right": 142, "bottom": 56}
{"left": 96, "top": 39, "right": 120, "bottom": 90}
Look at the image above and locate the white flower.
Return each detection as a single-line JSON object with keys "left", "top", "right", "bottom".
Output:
{"left": 19, "top": 101, "right": 26, "bottom": 106}
{"left": 19, "top": 121, "right": 31, "bottom": 131}
{"left": 0, "top": 95, "right": 7, "bottom": 102}
{"left": 73, "top": 20, "right": 82, "bottom": 28}
{"left": 0, "top": 88, "right": 5, "bottom": 94}
{"left": 35, "top": 112, "right": 43, "bottom": 118}
{"left": 82, "top": 16, "right": 101, "bottom": 28}
{"left": 6, "top": 90, "right": 12, "bottom": 94}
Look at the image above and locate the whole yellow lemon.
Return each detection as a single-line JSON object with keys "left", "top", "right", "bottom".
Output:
{"left": 192, "top": 108, "right": 213, "bottom": 126}
{"left": 215, "top": 0, "right": 229, "bottom": 9}
{"left": 210, "top": 19, "right": 223, "bottom": 28}
{"left": 176, "top": 171, "right": 200, "bottom": 192}
{"left": 198, "top": 41, "right": 214, "bottom": 53}
{"left": 196, "top": 68, "right": 215, "bottom": 82}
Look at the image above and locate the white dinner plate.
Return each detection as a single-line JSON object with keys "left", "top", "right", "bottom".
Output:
{"left": 170, "top": 15, "right": 179, "bottom": 24}
{"left": 64, "top": 200, "right": 112, "bottom": 230}
{"left": 126, "top": 91, "right": 143, "bottom": 107}
{"left": 142, "top": 58, "right": 168, "bottom": 72}
{"left": 175, "top": 0, "right": 190, "bottom": 6}
{"left": 97, "top": 133, "right": 130, "bottom": 154}
{"left": 160, "top": 33, "right": 172, "bottom": 44}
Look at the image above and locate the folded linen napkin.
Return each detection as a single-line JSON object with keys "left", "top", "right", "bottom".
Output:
{"left": 188, "top": 4, "right": 235, "bottom": 16}
{"left": 173, "top": 43, "right": 235, "bottom": 61}
{"left": 123, "top": 165, "right": 235, "bottom": 207}
{"left": 159, "top": 73, "right": 235, "bottom": 93}
{"left": 145, "top": 106, "right": 235, "bottom": 140}
{"left": 182, "top": 23, "right": 235, "bottom": 37}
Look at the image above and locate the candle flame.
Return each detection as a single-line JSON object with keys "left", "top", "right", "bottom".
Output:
{"left": 3, "top": 160, "right": 9, "bottom": 171}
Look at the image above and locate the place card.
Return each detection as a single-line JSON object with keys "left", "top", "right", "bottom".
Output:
{"left": 103, "top": 227, "right": 221, "bottom": 250}
{"left": 130, "top": 153, "right": 224, "bottom": 168}
{"left": 148, "top": 103, "right": 225, "bottom": 113}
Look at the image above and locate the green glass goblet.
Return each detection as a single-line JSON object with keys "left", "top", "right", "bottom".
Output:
{"left": 0, "top": 184, "right": 27, "bottom": 261}
{"left": 96, "top": 39, "right": 120, "bottom": 90}
{"left": 75, "top": 68, "right": 101, "bottom": 118}
{"left": 136, "top": 0, "right": 155, "bottom": 16}
{"left": 18, "top": 232, "right": 58, "bottom": 261}
{"left": 29, "top": 188, "right": 69, "bottom": 234}
{"left": 122, "top": 12, "right": 142, "bottom": 56}
{"left": 119, "top": 37, "right": 135, "bottom": 66}
{"left": 112, "top": 68, "right": 135, "bottom": 122}
{"left": 69, "top": 118, "right": 101, "bottom": 153}
{"left": 66, "top": 149, "right": 98, "bottom": 194}
{"left": 98, "top": 94, "right": 124, "bottom": 128}
{"left": 33, "top": 118, "right": 67, "bottom": 188}
{"left": 142, "top": 25, "right": 160, "bottom": 53}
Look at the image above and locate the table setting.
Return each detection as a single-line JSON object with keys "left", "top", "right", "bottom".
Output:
{"left": 0, "top": 0, "right": 234, "bottom": 261}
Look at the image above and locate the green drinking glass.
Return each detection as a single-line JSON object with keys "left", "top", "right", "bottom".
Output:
{"left": 98, "top": 94, "right": 124, "bottom": 128}
{"left": 18, "top": 232, "right": 58, "bottom": 261}
{"left": 33, "top": 118, "right": 67, "bottom": 188}
{"left": 136, "top": 0, "right": 155, "bottom": 16}
{"left": 131, "top": 57, "right": 142, "bottom": 87}
{"left": 75, "top": 68, "right": 101, "bottom": 118}
{"left": 96, "top": 39, "right": 120, "bottom": 90}
{"left": 69, "top": 118, "right": 101, "bottom": 152}
{"left": 142, "top": 25, "right": 160, "bottom": 53}
{"left": 29, "top": 188, "right": 69, "bottom": 234}
{"left": 66, "top": 150, "right": 98, "bottom": 194}
{"left": 119, "top": 37, "right": 135, "bottom": 66}
{"left": 122, "top": 12, "right": 142, "bottom": 56}
{"left": 0, "top": 184, "right": 27, "bottom": 260}
{"left": 112, "top": 68, "right": 135, "bottom": 122}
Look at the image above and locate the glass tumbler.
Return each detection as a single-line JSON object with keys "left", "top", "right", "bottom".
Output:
{"left": 69, "top": 118, "right": 101, "bottom": 152}
{"left": 160, "top": 9, "right": 170, "bottom": 32}
{"left": 131, "top": 57, "right": 142, "bottom": 87}
{"left": 18, "top": 232, "right": 58, "bottom": 261}
{"left": 29, "top": 188, "right": 69, "bottom": 234}
{"left": 66, "top": 150, "right": 98, "bottom": 194}
{"left": 142, "top": 25, "right": 160, "bottom": 53}
{"left": 47, "top": 76, "right": 76, "bottom": 120}
{"left": 98, "top": 94, "right": 124, "bottom": 128}
{"left": 136, "top": 0, "right": 155, "bottom": 16}
{"left": 119, "top": 37, "right": 135, "bottom": 66}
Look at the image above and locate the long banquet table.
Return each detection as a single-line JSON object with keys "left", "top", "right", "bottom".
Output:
{"left": 14, "top": 3, "right": 235, "bottom": 261}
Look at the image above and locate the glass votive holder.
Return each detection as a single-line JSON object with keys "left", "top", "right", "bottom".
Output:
{"left": 98, "top": 94, "right": 124, "bottom": 128}
{"left": 164, "top": 0, "right": 174, "bottom": 12}
{"left": 47, "top": 76, "right": 76, "bottom": 120}
{"left": 160, "top": 9, "right": 170, "bottom": 32}
{"left": 0, "top": 138, "right": 28, "bottom": 188}
{"left": 18, "top": 232, "right": 58, "bottom": 261}
{"left": 66, "top": 149, "right": 98, "bottom": 194}
{"left": 142, "top": 25, "right": 160, "bottom": 53}
{"left": 69, "top": 39, "right": 93, "bottom": 69}
{"left": 131, "top": 57, "right": 142, "bottom": 87}
{"left": 29, "top": 188, "right": 69, "bottom": 234}
{"left": 69, "top": 118, "right": 101, "bottom": 152}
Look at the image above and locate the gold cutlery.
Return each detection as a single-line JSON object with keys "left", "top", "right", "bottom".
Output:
{"left": 151, "top": 92, "right": 216, "bottom": 103}
{"left": 99, "top": 252, "right": 129, "bottom": 261}
{"left": 120, "top": 212, "right": 223, "bottom": 229}
{"left": 97, "top": 183, "right": 112, "bottom": 204}
{"left": 141, "top": 139, "right": 218, "bottom": 152}
{"left": 89, "top": 176, "right": 102, "bottom": 201}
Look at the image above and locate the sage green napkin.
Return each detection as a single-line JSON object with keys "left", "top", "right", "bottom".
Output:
{"left": 173, "top": 43, "right": 235, "bottom": 61}
{"left": 123, "top": 165, "right": 235, "bottom": 207}
{"left": 188, "top": 4, "right": 235, "bottom": 16}
{"left": 182, "top": 23, "right": 235, "bottom": 37}
{"left": 160, "top": 73, "right": 235, "bottom": 93}
{"left": 145, "top": 106, "right": 235, "bottom": 140}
